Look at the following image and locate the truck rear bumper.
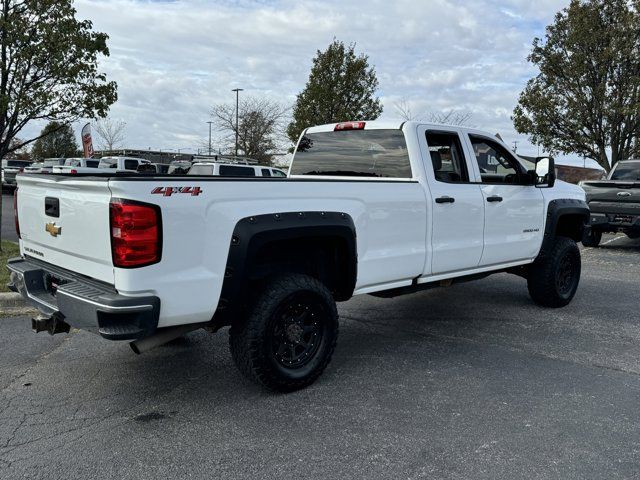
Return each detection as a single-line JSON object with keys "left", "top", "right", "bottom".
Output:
{"left": 7, "top": 257, "right": 160, "bottom": 340}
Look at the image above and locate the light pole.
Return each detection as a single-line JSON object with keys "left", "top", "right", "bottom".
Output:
{"left": 207, "top": 121, "right": 213, "bottom": 157}
{"left": 232, "top": 88, "right": 243, "bottom": 157}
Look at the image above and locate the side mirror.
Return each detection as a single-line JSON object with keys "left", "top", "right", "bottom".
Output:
{"left": 532, "top": 156, "right": 555, "bottom": 188}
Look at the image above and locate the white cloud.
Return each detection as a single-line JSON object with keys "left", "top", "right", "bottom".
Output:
{"left": 21, "top": 0, "right": 575, "bottom": 160}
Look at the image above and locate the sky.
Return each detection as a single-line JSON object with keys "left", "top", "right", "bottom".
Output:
{"left": 22, "top": 0, "right": 599, "bottom": 167}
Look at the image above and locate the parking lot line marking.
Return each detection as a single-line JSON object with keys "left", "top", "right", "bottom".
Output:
{"left": 601, "top": 236, "right": 624, "bottom": 246}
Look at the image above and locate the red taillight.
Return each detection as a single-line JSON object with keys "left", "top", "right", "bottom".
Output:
{"left": 19, "top": 168, "right": 24, "bottom": 173}
{"left": 14, "top": 188, "right": 20, "bottom": 239}
{"left": 109, "top": 199, "right": 161, "bottom": 268}
{"left": 334, "top": 121, "right": 366, "bottom": 131}
{"left": 70, "top": 169, "right": 78, "bottom": 174}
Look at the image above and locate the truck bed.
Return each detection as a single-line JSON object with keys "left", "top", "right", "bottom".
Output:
{"left": 16, "top": 173, "right": 427, "bottom": 328}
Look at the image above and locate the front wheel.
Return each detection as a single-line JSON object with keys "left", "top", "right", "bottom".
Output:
{"left": 527, "top": 236, "right": 581, "bottom": 308}
{"left": 229, "top": 274, "right": 339, "bottom": 392}
{"left": 582, "top": 228, "right": 602, "bottom": 247}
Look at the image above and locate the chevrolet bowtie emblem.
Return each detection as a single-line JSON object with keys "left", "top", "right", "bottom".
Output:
{"left": 45, "top": 222, "right": 62, "bottom": 237}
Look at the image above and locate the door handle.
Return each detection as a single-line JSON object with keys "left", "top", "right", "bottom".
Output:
{"left": 486, "top": 195, "right": 503, "bottom": 203}
{"left": 435, "top": 196, "right": 455, "bottom": 204}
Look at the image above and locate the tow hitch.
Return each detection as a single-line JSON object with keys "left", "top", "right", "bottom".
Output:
{"left": 32, "top": 313, "right": 71, "bottom": 335}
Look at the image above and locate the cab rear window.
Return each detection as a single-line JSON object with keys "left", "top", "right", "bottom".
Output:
{"left": 290, "top": 129, "right": 412, "bottom": 178}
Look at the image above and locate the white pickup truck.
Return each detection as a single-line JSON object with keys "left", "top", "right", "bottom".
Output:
{"left": 9, "top": 121, "right": 589, "bottom": 391}
{"left": 52, "top": 158, "right": 101, "bottom": 174}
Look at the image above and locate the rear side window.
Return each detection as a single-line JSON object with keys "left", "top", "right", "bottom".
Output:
{"left": 86, "top": 160, "right": 99, "bottom": 168}
{"left": 291, "top": 129, "right": 412, "bottom": 178}
{"left": 219, "top": 165, "right": 256, "bottom": 177}
{"left": 272, "top": 169, "right": 287, "bottom": 177}
{"left": 261, "top": 168, "right": 271, "bottom": 177}
{"left": 188, "top": 165, "right": 214, "bottom": 175}
{"left": 425, "top": 131, "right": 469, "bottom": 183}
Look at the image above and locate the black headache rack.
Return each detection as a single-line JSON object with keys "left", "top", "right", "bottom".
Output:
{"left": 7, "top": 257, "right": 160, "bottom": 340}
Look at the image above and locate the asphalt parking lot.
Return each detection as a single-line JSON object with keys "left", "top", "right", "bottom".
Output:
{"left": 1, "top": 228, "right": 639, "bottom": 479}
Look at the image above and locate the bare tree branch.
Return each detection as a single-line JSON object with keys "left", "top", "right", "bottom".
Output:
{"left": 93, "top": 117, "right": 126, "bottom": 150}
{"left": 210, "top": 96, "right": 290, "bottom": 164}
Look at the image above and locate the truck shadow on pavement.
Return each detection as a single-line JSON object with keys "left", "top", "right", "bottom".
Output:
{"left": 90, "top": 273, "right": 577, "bottom": 403}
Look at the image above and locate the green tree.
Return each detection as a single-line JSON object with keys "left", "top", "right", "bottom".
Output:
{"left": 8, "top": 137, "right": 29, "bottom": 160}
{"left": 513, "top": 0, "right": 640, "bottom": 171}
{"left": 287, "top": 40, "right": 383, "bottom": 144}
{"left": 0, "top": 0, "right": 116, "bottom": 246}
{"left": 0, "top": 0, "right": 117, "bottom": 160}
{"left": 31, "top": 122, "right": 78, "bottom": 159}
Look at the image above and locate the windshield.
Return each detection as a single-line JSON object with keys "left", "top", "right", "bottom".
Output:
{"left": 290, "top": 129, "right": 412, "bottom": 178}
{"left": 609, "top": 162, "right": 640, "bottom": 180}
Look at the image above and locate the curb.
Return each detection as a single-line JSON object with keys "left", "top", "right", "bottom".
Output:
{"left": 0, "top": 292, "right": 38, "bottom": 316}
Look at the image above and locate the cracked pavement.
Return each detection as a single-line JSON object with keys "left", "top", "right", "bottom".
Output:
{"left": 1, "top": 235, "right": 639, "bottom": 479}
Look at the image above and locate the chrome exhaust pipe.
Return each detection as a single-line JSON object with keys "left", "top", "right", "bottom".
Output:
{"left": 129, "top": 323, "right": 206, "bottom": 354}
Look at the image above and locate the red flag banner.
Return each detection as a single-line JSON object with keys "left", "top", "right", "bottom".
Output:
{"left": 82, "top": 123, "right": 94, "bottom": 158}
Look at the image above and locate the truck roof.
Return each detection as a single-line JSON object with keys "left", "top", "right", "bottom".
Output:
{"left": 305, "top": 121, "right": 500, "bottom": 138}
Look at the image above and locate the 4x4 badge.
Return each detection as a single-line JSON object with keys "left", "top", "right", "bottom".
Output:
{"left": 151, "top": 186, "right": 203, "bottom": 197}
{"left": 45, "top": 222, "right": 61, "bottom": 237}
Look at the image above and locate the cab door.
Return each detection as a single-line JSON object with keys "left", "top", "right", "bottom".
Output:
{"left": 419, "top": 127, "right": 485, "bottom": 275}
{"left": 464, "top": 134, "right": 545, "bottom": 266}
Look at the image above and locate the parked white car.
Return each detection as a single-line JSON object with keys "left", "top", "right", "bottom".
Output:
{"left": 10, "top": 120, "right": 589, "bottom": 392}
{"left": 188, "top": 162, "right": 287, "bottom": 177}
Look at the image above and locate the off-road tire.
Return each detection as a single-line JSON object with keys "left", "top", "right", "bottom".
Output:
{"left": 581, "top": 228, "right": 602, "bottom": 247}
{"left": 229, "top": 274, "right": 338, "bottom": 392}
{"left": 527, "top": 236, "right": 581, "bottom": 308}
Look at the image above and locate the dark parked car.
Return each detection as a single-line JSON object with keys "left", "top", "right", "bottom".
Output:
{"left": 580, "top": 159, "right": 640, "bottom": 246}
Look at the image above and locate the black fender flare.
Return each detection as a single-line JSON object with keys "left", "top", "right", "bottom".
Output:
{"left": 214, "top": 211, "right": 357, "bottom": 325}
{"left": 538, "top": 199, "right": 590, "bottom": 259}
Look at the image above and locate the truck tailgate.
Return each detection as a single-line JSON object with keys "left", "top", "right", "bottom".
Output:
{"left": 16, "top": 175, "right": 114, "bottom": 284}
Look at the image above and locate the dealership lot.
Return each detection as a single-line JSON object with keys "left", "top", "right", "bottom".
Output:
{"left": 0, "top": 234, "right": 638, "bottom": 479}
